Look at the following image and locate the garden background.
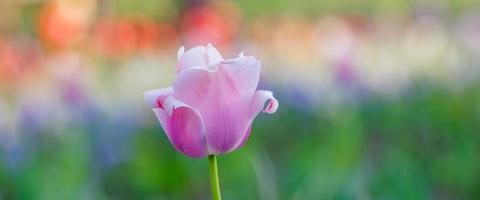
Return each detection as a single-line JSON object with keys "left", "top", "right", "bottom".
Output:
{"left": 0, "top": 0, "right": 479, "bottom": 199}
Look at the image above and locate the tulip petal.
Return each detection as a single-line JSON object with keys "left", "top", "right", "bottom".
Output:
{"left": 148, "top": 44, "right": 277, "bottom": 157}
{"left": 232, "top": 91, "right": 278, "bottom": 151}
{"left": 177, "top": 46, "right": 185, "bottom": 62}
{"left": 172, "top": 54, "right": 265, "bottom": 155}
{"left": 152, "top": 108, "right": 172, "bottom": 140}
{"left": 144, "top": 87, "right": 173, "bottom": 108}
{"left": 204, "top": 58, "right": 262, "bottom": 154}
{"left": 249, "top": 90, "right": 279, "bottom": 117}
{"left": 170, "top": 106, "right": 207, "bottom": 158}
{"left": 153, "top": 96, "right": 207, "bottom": 158}
{"left": 177, "top": 46, "right": 207, "bottom": 73}
{"left": 219, "top": 56, "right": 261, "bottom": 98}
{"left": 173, "top": 68, "right": 212, "bottom": 108}
{"left": 238, "top": 51, "right": 245, "bottom": 57}
{"left": 206, "top": 43, "right": 223, "bottom": 64}
{"left": 236, "top": 124, "right": 252, "bottom": 149}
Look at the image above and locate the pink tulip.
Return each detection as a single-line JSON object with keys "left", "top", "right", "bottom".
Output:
{"left": 145, "top": 44, "right": 278, "bottom": 158}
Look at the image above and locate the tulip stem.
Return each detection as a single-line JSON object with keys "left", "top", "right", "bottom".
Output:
{"left": 208, "top": 155, "right": 222, "bottom": 200}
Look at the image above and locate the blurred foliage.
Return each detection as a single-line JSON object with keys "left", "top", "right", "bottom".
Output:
{"left": 236, "top": 0, "right": 480, "bottom": 19}
{"left": 0, "top": 0, "right": 480, "bottom": 199}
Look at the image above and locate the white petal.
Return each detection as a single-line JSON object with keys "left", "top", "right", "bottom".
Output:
{"left": 206, "top": 43, "right": 224, "bottom": 65}
{"left": 144, "top": 87, "right": 173, "bottom": 108}
{"left": 177, "top": 46, "right": 185, "bottom": 62}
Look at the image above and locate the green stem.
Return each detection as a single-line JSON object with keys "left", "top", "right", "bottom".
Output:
{"left": 208, "top": 155, "right": 222, "bottom": 200}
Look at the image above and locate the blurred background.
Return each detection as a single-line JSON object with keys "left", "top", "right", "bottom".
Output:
{"left": 0, "top": 0, "right": 479, "bottom": 199}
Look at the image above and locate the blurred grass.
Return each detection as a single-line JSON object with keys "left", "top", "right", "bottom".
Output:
{"left": 236, "top": 0, "right": 480, "bottom": 20}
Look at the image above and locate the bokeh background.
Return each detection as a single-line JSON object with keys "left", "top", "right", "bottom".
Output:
{"left": 1, "top": 0, "right": 480, "bottom": 199}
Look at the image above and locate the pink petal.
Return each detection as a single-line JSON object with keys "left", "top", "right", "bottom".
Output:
{"left": 153, "top": 96, "right": 207, "bottom": 158}
{"left": 206, "top": 43, "right": 223, "bottom": 64}
{"left": 173, "top": 56, "right": 260, "bottom": 107}
{"left": 173, "top": 56, "right": 261, "bottom": 154}
{"left": 236, "top": 124, "right": 252, "bottom": 149}
{"left": 144, "top": 87, "right": 173, "bottom": 108}
{"left": 152, "top": 108, "right": 172, "bottom": 140}
{"left": 176, "top": 46, "right": 207, "bottom": 73}
{"left": 148, "top": 45, "right": 278, "bottom": 157}
{"left": 233, "top": 91, "right": 278, "bottom": 151}
{"left": 219, "top": 56, "right": 261, "bottom": 98}
{"left": 173, "top": 68, "right": 212, "bottom": 108}
{"left": 249, "top": 90, "right": 279, "bottom": 117}
{"left": 204, "top": 57, "right": 262, "bottom": 153}
{"left": 200, "top": 86, "right": 250, "bottom": 154}
{"left": 177, "top": 46, "right": 185, "bottom": 62}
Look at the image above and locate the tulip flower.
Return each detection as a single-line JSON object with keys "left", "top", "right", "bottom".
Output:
{"left": 144, "top": 44, "right": 278, "bottom": 199}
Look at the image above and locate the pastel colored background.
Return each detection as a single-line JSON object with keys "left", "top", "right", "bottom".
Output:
{"left": 0, "top": 0, "right": 479, "bottom": 199}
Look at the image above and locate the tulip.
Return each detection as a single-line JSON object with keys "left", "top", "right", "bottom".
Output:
{"left": 144, "top": 44, "right": 278, "bottom": 199}
{"left": 145, "top": 44, "right": 278, "bottom": 157}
